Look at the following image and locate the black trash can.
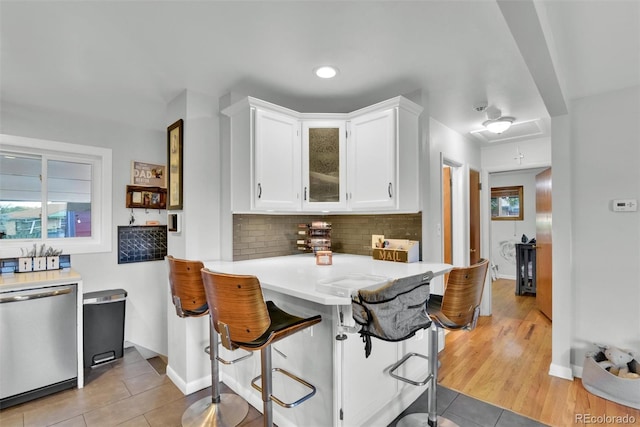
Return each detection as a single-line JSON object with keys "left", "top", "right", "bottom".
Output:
{"left": 83, "top": 289, "right": 127, "bottom": 368}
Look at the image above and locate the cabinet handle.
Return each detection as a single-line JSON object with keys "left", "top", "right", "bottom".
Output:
{"left": 257, "top": 183, "right": 262, "bottom": 199}
{"left": 304, "top": 187, "right": 307, "bottom": 201}
{"left": 0, "top": 287, "right": 73, "bottom": 304}
{"left": 388, "top": 182, "right": 393, "bottom": 198}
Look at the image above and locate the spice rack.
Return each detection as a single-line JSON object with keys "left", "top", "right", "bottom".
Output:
{"left": 297, "top": 221, "right": 331, "bottom": 253}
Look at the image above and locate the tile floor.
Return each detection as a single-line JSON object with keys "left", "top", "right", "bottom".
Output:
{"left": 0, "top": 346, "right": 547, "bottom": 427}
{"left": 389, "top": 385, "right": 549, "bottom": 427}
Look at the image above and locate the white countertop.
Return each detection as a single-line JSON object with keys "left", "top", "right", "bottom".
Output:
{"left": 0, "top": 269, "right": 82, "bottom": 292}
{"left": 203, "top": 253, "right": 451, "bottom": 305}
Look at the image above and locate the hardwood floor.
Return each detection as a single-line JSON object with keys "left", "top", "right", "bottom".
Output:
{"left": 437, "top": 279, "right": 640, "bottom": 427}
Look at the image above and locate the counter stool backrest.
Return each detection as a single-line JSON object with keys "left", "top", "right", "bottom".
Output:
{"left": 200, "top": 270, "right": 271, "bottom": 345}
{"left": 166, "top": 255, "right": 208, "bottom": 318}
{"left": 434, "top": 258, "right": 489, "bottom": 330}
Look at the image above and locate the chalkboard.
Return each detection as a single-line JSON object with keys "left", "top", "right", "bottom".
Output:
{"left": 117, "top": 225, "right": 167, "bottom": 264}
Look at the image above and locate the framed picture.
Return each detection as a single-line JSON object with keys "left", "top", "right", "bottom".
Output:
{"left": 167, "top": 119, "right": 184, "bottom": 210}
{"left": 131, "top": 161, "right": 166, "bottom": 187}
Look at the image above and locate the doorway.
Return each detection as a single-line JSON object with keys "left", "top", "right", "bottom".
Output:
{"left": 486, "top": 167, "right": 552, "bottom": 316}
{"left": 441, "top": 158, "right": 466, "bottom": 268}
{"left": 469, "top": 168, "right": 481, "bottom": 265}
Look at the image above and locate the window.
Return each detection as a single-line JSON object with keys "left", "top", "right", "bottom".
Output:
{"left": 0, "top": 134, "right": 112, "bottom": 256}
{"left": 491, "top": 185, "right": 523, "bottom": 220}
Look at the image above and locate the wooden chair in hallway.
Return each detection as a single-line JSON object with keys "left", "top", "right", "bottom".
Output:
{"left": 166, "top": 256, "right": 249, "bottom": 427}
{"left": 200, "top": 269, "right": 322, "bottom": 427}
{"left": 397, "top": 258, "right": 490, "bottom": 427}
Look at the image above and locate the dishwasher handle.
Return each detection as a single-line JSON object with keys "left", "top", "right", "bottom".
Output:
{"left": 0, "top": 286, "right": 73, "bottom": 304}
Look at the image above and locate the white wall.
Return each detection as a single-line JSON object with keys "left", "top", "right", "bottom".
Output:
{"left": 568, "top": 86, "right": 640, "bottom": 366}
{"left": 0, "top": 101, "right": 169, "bottom": 356}
{"left": 426, "top": 117, "right": 481, "bottom": 294}
{"left": 165, "top": 90, "right": 221, "bottom": 394}
{"left": 489, "top": 169, "right": 544, "bottom": 279}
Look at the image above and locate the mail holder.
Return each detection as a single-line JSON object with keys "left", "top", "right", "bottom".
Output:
{"left": 372, "top": 239, "right": 419, "bottom": 263}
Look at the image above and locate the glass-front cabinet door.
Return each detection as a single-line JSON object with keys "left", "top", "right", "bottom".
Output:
{"left": 302, "top": 121, "right": 347, "bottom": 211}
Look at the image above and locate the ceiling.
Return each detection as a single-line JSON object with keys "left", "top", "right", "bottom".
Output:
{"left": 1, "top": 1, "right": 638, "bottom": 143}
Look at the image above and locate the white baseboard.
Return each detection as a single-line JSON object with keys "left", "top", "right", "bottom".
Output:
{"left": 497, "top": 274, "right": 517, "bottom": 280}
{"left": 549, "top": 362, "right": 574, "bottom": 380}
{"left": 572, "top": 364, "right": 584, "bottom": 379}
{"left": 166, "top": 363, "right": 212, "bottom": 395}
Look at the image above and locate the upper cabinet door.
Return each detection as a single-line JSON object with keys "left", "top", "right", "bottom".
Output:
{"left": 254, "top": 108, "right": 301, "bottom": 211}
{"left": 301, "top": 121, "right": 347, "bottom": 211}
{"left": 347, "top": 108, "right": 397, "bottom": 210}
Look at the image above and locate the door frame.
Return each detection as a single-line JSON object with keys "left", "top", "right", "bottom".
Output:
{"left": 480, "top": 162, "right": 551, "bottom": 316}
{"left": 441, "top": 155, "right": 468, "bottom": 268}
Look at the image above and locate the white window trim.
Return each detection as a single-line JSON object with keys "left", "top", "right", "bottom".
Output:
{"left": 0, "top": 134, "right": 112, "bottom": 257}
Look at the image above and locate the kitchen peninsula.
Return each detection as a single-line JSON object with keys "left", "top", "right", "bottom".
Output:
{"left": 200, "top": 254, "right": 451, "bottom": 427}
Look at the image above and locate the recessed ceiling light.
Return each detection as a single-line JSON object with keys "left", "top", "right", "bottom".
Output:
{"left": 314, "top": 66, "right": 338, "bottom": 79}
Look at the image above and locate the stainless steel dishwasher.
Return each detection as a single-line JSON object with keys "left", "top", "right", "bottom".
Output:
{"left": 0, "top": 283, "right": 78, "bottom": 409}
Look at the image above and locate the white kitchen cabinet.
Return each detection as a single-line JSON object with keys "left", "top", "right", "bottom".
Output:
{"left": 302, "top": 120, "right": 347, "bottom": 211}
{"left": 223, "top": 97, "right": 301, "bottom": 213}
{"left": 347, "top": 97, "right": 422, "bottom": 212}
{"left": 254, "top": 108, "right": 301, "bottom": 211}
{"left": 223, "top": 96, "right": 422, "bottom": 214}
{"left": 347, "top": 108, "right": 397, "bottom": 210}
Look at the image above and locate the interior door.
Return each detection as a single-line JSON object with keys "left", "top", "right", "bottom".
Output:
{"left": 536, "top": 168, "right": 552, "bottom": 320}
{"left": 469, "top": 169, "right": 481, "bottom": 265}
{"left": 443, "top": 166, "right": 452, "bottom": 265}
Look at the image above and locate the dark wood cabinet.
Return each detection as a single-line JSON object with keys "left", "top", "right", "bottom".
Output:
{"left": 516, "top": 243, "right": 536, "bottom": 295}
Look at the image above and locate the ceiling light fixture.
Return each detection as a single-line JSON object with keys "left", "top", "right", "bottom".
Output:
{"left": 314, "top": 66, "right": 338, "bottom": 79}
{"left": 482, "top": 108, "right": 515, "bottom": 134}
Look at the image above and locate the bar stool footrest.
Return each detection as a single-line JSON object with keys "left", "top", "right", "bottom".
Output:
{"left": 251, "top": 368, "right": 317, "bottom": 408}
{"left": 388, "top": 352, "right": 433, "bottom": 386}
{"left": 205, "top": 345, "right": 254, "bottom": 365}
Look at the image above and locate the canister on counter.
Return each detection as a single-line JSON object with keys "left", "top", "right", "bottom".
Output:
{"left": 316, "top": 250, "right": 333, "bottom": 265}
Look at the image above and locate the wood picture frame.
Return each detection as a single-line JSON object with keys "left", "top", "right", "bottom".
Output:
{"left": 167, "top": 119, "right": 183, "bottom": 210}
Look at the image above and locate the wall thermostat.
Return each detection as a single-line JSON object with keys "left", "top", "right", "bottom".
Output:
{"left": 612, "top": 199, "right": 637, "bottom": 212}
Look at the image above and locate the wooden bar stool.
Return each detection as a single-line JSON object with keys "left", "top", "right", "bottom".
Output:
{"left": 397, "top": 258, "right": 489, "bottom": 427}
{"left": 200, "top": 269, "right": 322, "bottom": 427}
{"left": 167, "top": 256, "right": 249, "bottom": 427}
